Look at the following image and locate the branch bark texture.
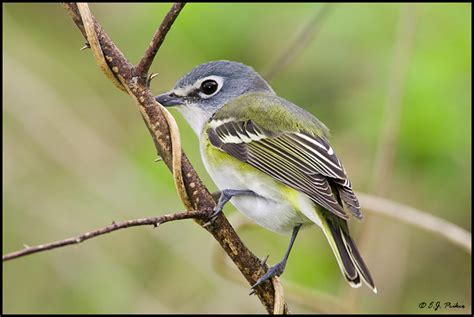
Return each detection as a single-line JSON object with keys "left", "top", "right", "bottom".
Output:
{"left": 60, "top": 2, "right": 286, "bottom": 314}
{"left": 3, "top": 210, "right": 207, "bottom": 261}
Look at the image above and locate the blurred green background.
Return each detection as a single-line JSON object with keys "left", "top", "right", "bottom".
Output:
{"left": 3, "top": 3, "right": 471, "bottom": 314}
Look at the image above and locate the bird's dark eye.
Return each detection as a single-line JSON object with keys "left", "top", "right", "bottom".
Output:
{"left": 200, "top": 79, "right": 218, "bottom": 95}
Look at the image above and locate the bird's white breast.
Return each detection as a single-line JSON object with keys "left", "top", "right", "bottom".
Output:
{"left": 200, "top": 142, "right": 314, "bottom": 234}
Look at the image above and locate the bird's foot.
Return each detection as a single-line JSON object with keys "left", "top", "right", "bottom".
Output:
{"left": 202, "top": 200, "right": 225, "bottom": 228}
{"left": 251, "top": 261, "right": 286, "bottom": 290}
{"left": 202, "top": 207, "right": 222, "bottom": 227}
{"left": 203, "top": 189, "right": 256, "bottom": 227}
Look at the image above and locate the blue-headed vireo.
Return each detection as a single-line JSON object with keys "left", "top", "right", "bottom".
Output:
{"left": 155, "top": 61, "right": 376, "bottom": 292}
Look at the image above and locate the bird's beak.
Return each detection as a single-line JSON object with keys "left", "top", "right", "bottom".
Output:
{"left": 155, "top": 92, "right": 184, "bottom": 107}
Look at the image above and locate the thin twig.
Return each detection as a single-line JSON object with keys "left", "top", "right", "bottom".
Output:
{"left": 136, "top": 2, "right": 186, "bottom": 76}
{"left": 345, "top": 6, "right": 418, "bottom": 309}
{"left": 369, "top": 4, "right": 417, "bottom": 194}
{"left": 213, "top": 192, "right": 471, "bottom": 311}
{"left": 3, "top": 210, "right": 207, "bottom": 262}
{"left": 61, "top": 3, "right": 287, "bottom": 313}
{"left": 356, "top": 192, "right": 471, "bottom": 253}
{"left": 264, "top": 3, "right": 333, "bottom": 80}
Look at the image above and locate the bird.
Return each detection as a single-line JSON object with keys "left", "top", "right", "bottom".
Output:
{"left": 155, "top": 60, "right": 376, "bottom": 292}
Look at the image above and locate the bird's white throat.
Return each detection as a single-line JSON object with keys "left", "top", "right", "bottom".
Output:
{"left": 175, "top": 104, "right": 213, "bottom": 135}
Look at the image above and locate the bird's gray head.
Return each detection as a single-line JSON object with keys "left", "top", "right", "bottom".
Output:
{"left": 155, "top": 60, "right": 274, "bottom": 134}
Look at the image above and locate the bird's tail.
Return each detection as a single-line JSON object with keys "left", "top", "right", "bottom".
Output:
{"left": 319, "top": 213, "right": 377, "bottom": 293}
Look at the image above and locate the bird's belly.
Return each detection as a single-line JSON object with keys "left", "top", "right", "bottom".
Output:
{"left": 232, "top": 190, "right": 298, "bottom": 234}
{"left": 201, "top": 146, "right": 310, "bottom": 234}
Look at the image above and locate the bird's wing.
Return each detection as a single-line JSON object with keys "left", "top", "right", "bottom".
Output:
{"left": 207, "top": 119, "right": 362, "bottom": 220}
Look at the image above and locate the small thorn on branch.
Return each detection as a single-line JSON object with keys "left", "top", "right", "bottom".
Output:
{"left": 147, "top": 73, "right": 159, "bottom": 86}
{"left": 260, "top": 254, "right": 270, "bottom": 266}
{"left": 58, "top": 3, "right": 290, "bottom": 313}
{"left": 80, "top": 42, "right": 91, "bottom": 50}
{"left": 3, "top": 210, "right": 206, "bottom": 262}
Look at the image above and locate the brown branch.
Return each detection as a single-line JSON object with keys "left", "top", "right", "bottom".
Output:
{"left": 212, "top": 213, "right": 350, "bottom": 314}
{"left": 59, "top": 2, "right": 286, "bottom": 314}
{"left": 62, "top": 2, "right": 134, "bottom": 88}
{"left": 3, "top": 210, "right": 207, "bottom": 262}
{"left": 136, "top": 2, "right": 186, "bottom": 76}
{"left": 214, "top": 194, "right": 472, "bottom": 312}
{"left": 77, "top": 3, "right": 127, "bottom": 92}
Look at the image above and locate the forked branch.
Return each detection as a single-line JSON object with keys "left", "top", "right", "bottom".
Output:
{"left": 60, "top": 2, "right": 286, "bottom": 314}
{"left": 136, "top": 2, "right": 186, "bottom": 76}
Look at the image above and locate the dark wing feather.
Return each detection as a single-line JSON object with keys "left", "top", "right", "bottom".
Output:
{"left": 208, "top": 119, "right": 362, "bottom": 220}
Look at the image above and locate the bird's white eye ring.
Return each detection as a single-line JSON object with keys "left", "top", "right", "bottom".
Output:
{"left": 197, "top": 76, "right": 224, "bottom": 99}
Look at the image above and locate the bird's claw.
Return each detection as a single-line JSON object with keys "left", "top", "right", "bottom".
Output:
{"left": 202, "top": 206, "right": 222, "bottom": 227}
{"left": 204, "top": 189, "right": 256, "bottom": 228}
{"left": 251, "top": 261, "right": 286, "bottom": 290}
{"left": 210, "top": 206, "right": 222, "bottom": 219}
